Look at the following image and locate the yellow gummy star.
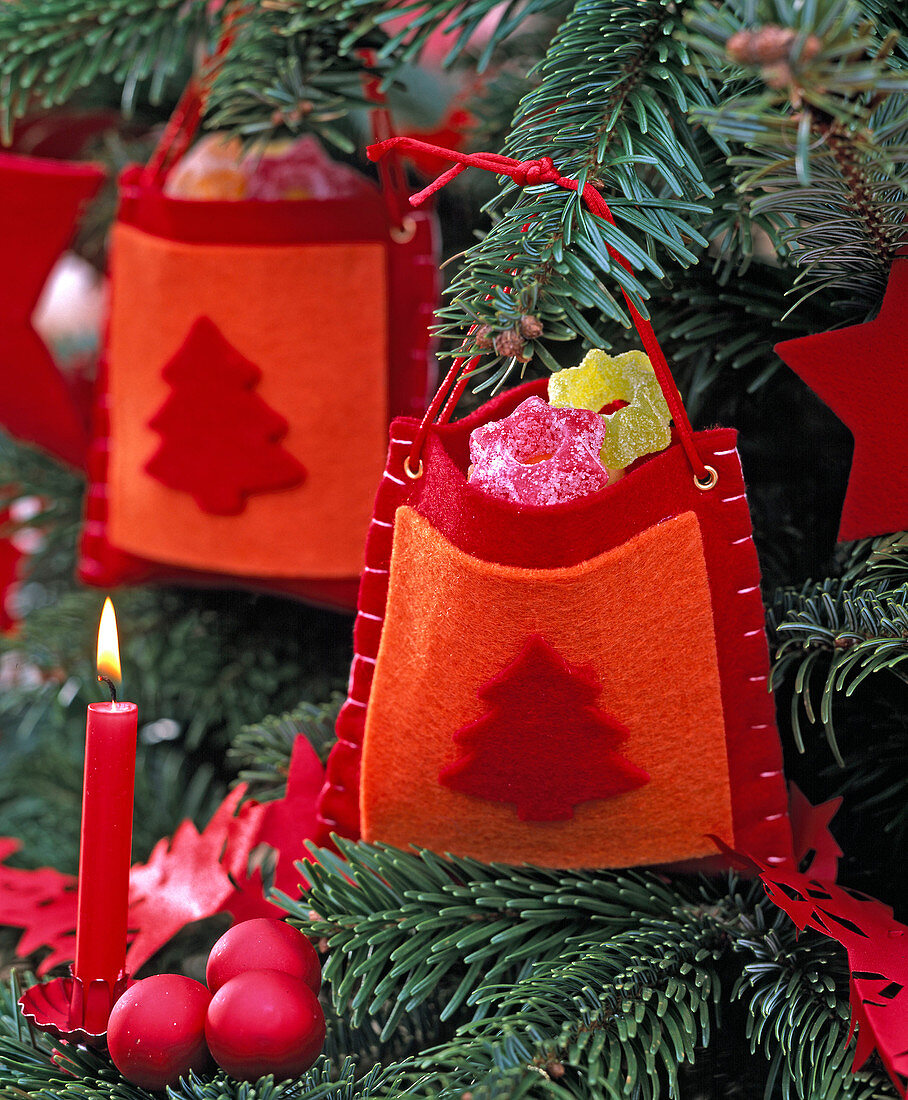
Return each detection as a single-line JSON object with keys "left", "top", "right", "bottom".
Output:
{"left": 549, "top": 349, "right": 672, "bottom": 470}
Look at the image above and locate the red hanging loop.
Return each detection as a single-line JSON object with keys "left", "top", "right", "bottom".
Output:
{"left": 369, "top": 137, "right": 710, "bottom": 484}
{"left": 143, "top": 11, "right": 241, "bottom": 188}
{"left": 360, "top": 50, "right": 414, "bottom": 238}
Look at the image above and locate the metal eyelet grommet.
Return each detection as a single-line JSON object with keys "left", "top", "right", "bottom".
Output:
{"left": 694, "top": 464, "right": 719, "bottom": 491}
{"left": 403, "top": 455, "right": 424, "bottom": 480}
{"left": 390, "top": 216, "right": 417, "bottom": 244}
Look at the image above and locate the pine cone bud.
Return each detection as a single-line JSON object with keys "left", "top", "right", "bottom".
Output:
{"left": 548, "top": 1062, "right": 566, "bottom": 1079}
{"left": 493, "top": 328, "right": 526, "bottom": 359}
{"left": 753, "top": 25, "right": 798, "bottom": 63}
{"left": 518, "top": 314, "right": 544, "bottom": 339}
{"left": 473, "top": 324, "right": 495, "bottom": 350}
{"left": 726, "top": 25, "right": 820, "bottom": 67}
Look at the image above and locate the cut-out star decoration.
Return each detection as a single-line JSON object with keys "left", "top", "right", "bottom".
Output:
{"left": 0, "top": 837, "right": 77, "bottom": 974}
{"left": 125, "top": 786, "right": 249, "bottom": 973}
{"left": 221, "top": 734, "right": 326, "bottom": 921}
{"left": 775, "top": 256, "right": 908, "bottom": 542}
{"left": 716, "top": 819, "right": 908, "bottom": 1099}
{"left": 0, "top": 152, "right": 104, "bottom": 468}
{"left": 788, "top": 782, "right": 844, "bottom": 881}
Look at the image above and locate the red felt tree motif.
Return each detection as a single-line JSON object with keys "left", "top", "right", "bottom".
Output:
{"left": 145, "top": 316, "right": 306, "bottom": 515}
{"left": 439, "top": 634, "right": 649, "bottom": 822}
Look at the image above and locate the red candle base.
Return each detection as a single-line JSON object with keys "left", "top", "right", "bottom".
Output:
{"left": 19, "top": 969, "right": 132, "bottom": 1045}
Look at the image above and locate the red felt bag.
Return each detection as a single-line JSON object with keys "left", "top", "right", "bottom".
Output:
{"left": 316, "top": 143, "right": 793, "bottom": 870}
{"left": 77, "top": 62, "right": 438, "bottom": 611}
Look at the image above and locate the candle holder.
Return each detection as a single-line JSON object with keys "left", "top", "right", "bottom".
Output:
{"left": 19, "top": 969, "right": 132, "bottom": 1046}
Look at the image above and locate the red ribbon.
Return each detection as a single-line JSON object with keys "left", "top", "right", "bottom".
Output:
{"left": 368, "top": 137, "right": 708, "bottom": 481}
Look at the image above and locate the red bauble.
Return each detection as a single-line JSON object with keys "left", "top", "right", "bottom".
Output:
{"left": 107, "top": 974, "right": 212, "bottom": 1090}
{"left": 206, "top": 918, "right": 321, "bottom": 994}
{"left": 205, "top": 969, "right": 326, "bottom": 1082}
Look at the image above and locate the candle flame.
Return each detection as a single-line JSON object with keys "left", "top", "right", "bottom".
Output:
{"left": 96, "top": 597, "right": 122, "bottom": 683}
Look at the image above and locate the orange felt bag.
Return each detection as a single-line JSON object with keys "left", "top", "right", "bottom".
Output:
{"left": 316, "top": 142, "right": 793, "bottom": 869}
{"left": 77, "top": 70, "right": 438, "bottom": 611}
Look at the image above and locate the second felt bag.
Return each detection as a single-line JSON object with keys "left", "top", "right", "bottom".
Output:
{"left": 78, "top": 74, "right": 438, "bottom": 611}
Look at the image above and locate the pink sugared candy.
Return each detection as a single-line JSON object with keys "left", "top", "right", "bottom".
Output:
{"left": 468, "top": 396, "right": 609, "bottom": 505}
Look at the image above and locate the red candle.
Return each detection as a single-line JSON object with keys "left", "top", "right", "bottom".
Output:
{"left": 72, "top": 598, "right": 137, "bottom": 1031}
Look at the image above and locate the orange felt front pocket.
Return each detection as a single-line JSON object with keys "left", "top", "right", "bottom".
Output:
{"left": 360, "top": 505, "right": 734, "bottom": 869}
{"left": 105, "top": 223, "right": 388, "bottom": 579}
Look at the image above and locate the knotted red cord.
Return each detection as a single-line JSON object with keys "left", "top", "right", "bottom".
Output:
{"left": 368, "top": 137, "right": 708, "bottom": 482}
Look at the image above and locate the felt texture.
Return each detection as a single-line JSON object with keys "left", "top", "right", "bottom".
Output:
{"left": 775, "top": 256, "right": 908, "bottom": 542}
{"left": 0, "top": 152, "right": 104, "bottom": 467}
{"left": 104, "top": 221, "right": 386, "bottom": 578}
{"left": 439, "top": 633, "right": 650, "bottom": 821}
{"left": 360, "top": 506, "right": 733, "bottom": 868}
{"left": 77, "top": 168, "right": 438, "bottom": 610}
{"left": 145, "top": 316, "right": 306, "bottom": 515}
{"left": 319, "top": 378, "right": 793, "bottom": 871}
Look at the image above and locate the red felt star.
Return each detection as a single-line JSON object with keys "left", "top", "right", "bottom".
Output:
{"left": 775, "top": 257, "right": 908, "bottom": 541}
{"left": 0, "top": 153, "right": 104, "bottom": 467}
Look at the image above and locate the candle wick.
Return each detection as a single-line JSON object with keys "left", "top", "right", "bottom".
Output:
{"left": 98, "top": 675, "right": 118, "bottom": 704}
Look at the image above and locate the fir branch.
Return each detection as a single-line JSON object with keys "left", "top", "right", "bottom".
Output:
{"left": 0, "top": 433, "right": 85, "bottom": 609}
{"left": 293, "top": 839, "right": 718, "bottom": 1046}
{"left": 648, "top": 259, "right": 836, "bottom": 418}
{"left": 433, "top": 0, "right": 720, "bottom": 374}
{"left": 204, "top": 5, "right": 386, "bottom": 151}
{"left": 728, "top": 909, "right": 898, "bottom": 1099}
{"left": 332, "top": 0, "right": 571, "bottom": 70}
{"left": 685, "top": 0, "right": 908, "bottom": 308}
{"left": 768, "top": 578, "right": 908, "bottom": 762}
{"left": 0, "top": 0, "right": 214, "bottom": 140}
{"left": 410, "top": 872, "right": 770, "bottom": 1098}
{"left": 229, "top": 698, "right": 343, "bottom": 801}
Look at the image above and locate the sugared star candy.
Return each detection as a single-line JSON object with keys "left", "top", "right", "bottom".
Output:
{"left": 549, "top": 349, "right": 672, "bottom": 470}
{"left": 468, "top": 396, "right": 609, "bottom": 505}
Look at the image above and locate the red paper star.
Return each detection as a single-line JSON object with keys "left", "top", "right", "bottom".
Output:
{"left": 775, "top": 257, "right": 908, "bottom": 541}
{"left": 125, "top": 786, "right": 248, "bottom": 973}
{"left": 788, "top": 783, "right": 843, "bottom": 881}
{"left": 0, "top": 152, "right": 103, "bottom": 467}
{"left": 0, "top": 837, "right": 77, "bottom": 973}
{"left": 221, "top": 735, "right": 325, "bottom": 920}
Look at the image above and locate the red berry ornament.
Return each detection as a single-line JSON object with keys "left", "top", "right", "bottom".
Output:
{"left": 205, "top": 969, "right": 326, "bottom": 1082}
{"left": 206, "top": 918, "right": 321, "bottom": 994}
{"left": 107, "top": 974, "right": 212, "bottom": 1090}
